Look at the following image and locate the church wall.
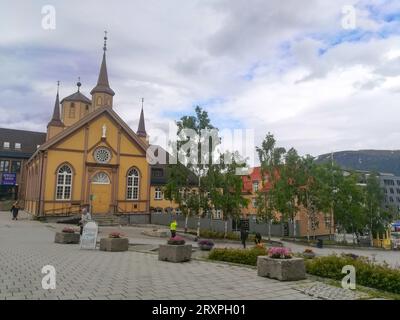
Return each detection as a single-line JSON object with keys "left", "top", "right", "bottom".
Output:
{"left": 42, "top": 149, "right": 84, "bottom": 214}
{"left": 55, "top": 129, "right": 85, "bottom": 150}
{"left": 117, "top": 154, "right": 149, "bottom": 213}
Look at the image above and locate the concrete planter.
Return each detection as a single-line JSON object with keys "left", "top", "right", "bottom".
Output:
{"left": 55, "top": 232, "right": 80, "bottom": 244}
{"left": 158, "top": 244, "right": 192, "bottom": 263}
{"left": 257, "top": 256, "right": 306, "bottom": 281}
{"left": 100, "top": 237, "right": 129, "bottom": 252}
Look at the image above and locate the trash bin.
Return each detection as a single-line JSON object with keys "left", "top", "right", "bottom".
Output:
{"left": 317, "top": 239, "right": 323, "bottom": 248}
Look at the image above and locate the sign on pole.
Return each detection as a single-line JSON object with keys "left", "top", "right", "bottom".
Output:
{"left": 0, "top": 173, "right": 17, "bottom": 186}
{"left": 80, "top": 221, "right": 98, "bottom": 250}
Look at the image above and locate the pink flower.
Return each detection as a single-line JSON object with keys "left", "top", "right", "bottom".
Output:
{"left": 268, "top": 247, "right": 292, "bottom": 259}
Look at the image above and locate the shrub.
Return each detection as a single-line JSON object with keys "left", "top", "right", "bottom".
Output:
{"left": 268, "top": 247, "right": 292, "bottom": 259}
{"left": 304, "top": 248, "right": 314, "bottom": 254}
{"left": 305, "top": 254, "right": 400, "bottom": 294}
{"left": 208, "top": 246, "right": 267, "bottom": 266}
{"left": 167, "top": 236, "right": 185, "bottom": 245}
{"left": 109, "top": 232, "right": 124, "bottom": 238}
{"left": 62, "top": 227, "right": 76, "bottom": 233}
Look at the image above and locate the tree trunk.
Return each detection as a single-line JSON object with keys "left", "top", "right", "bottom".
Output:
{"left": 196, "top": 213, "right": 201, "bottom": 238}
{"left": 268, "top": 219, "right": 271, "bottom": 241}
{"left": 224, "top": 219, "right": 228, "bottom": 239}
{"left": 184, "top": 215, "right": 189, "bottom": 233}
{"left": 293, "top": 216, "right": 297, "bottom": 240}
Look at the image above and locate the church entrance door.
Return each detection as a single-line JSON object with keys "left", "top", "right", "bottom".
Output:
{"left": 90, "top": 171, "right": 112, "bottom": 214}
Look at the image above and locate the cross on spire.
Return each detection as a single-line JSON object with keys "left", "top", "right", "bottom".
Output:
{"left": 103, "top": 30, "right": 108, "bottom": 52}
{"left": 77, "top": 76, "right": 81, "bottom": 92}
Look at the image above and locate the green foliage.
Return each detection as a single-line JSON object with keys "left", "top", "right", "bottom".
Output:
{"left": 208, "top": 246, "right": 267, "bottom": 266}
{"left": 189, "top": 230, "right": 255, "bottom": 241}
{"left": 305, "top": 255, "right": 400, "bottom": 294}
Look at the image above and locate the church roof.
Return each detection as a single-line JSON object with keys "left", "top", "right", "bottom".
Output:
{"left": 60, "top": 91, "right": 92, "bottom": 104}
{"left": 137, "top": 107, "right": 147, "bottom": 137}
{"left": 90, "top": 52, "right": 115, "bottom": 96}
{"left": 30, "top": 106, "right": 148, "bottom": 162}
{"left": 48, "top": 91, "right": 64, "bottom": 127}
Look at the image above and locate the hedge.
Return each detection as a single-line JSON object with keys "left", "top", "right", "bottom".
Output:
{"left": 208, "top": 246, "right": 267, "bottom": 266}
{"left": 305, "top": 254, "right": 400, "bottom": 294}
{"left": 190, "top": 230, "right": 256, "bottom": 242}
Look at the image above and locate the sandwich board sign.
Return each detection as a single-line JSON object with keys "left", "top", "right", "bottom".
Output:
{"left": 80, "top": 221, "right": 98, "bottom": 250}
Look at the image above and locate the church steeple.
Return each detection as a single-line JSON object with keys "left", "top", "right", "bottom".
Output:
{"left": 91, "top": 31, "right": 115, "bottom": 109}
{"left": 137, "top": 98, "right": 147, "bottom": 138}
{"left": 47, "top": 81, "right": 65, "bottom": 140}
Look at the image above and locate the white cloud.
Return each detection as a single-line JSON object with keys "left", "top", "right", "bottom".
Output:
{"left": 1, "top": 0, "right": 400, "bottom": 158}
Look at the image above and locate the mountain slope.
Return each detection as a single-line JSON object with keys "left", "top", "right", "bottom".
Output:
{"left": 316, "top": 150, "right": 400, "bottom": 176}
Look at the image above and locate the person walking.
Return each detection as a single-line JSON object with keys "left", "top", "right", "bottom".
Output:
{"left": 240, "top": 228, "right": 248, "bottom": 249}
{"left": 11, "top": 201, "right": 20, "bottom": 220}
{"left": 254, "top": 232, "right": 262, "bottom": 245}
{"left": 170, "top": 219, "right": 177, "bottom": 238}
{"left": 79, "top": 207, "right": 92, "bottom": 235}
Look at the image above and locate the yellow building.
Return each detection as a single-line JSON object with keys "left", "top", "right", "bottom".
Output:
{"left": 25, "top": 36, "right": 151, "bottom": 217}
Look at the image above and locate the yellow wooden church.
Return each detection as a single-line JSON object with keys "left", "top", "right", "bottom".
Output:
{"left": 24, "top": 35, "right": 157, "bottom": 217}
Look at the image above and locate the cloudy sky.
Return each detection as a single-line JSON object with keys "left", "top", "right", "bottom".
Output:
{"left": 1, "top": 0, "right": 400, "bottom": 158}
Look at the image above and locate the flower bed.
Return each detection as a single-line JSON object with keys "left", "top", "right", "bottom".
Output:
{"left": 167, "top": 236, "right": 185, "bottom": 245}
{"left": 268, "top": 247, "right": 292, "bottom": 259}
{"left": 198, "top": 239, "right": 214, "bottom": 251}
{"left": 208, "top": 246, "right": 267, "bottom": 266}
{"left": 62, "top": 227, "right": 76, "bottom": 233}
{"left": 303, "top": 248, "right": 316, "bottom": 259}
{"left": 305, "top": 254, "right": 400, "bottom": 294}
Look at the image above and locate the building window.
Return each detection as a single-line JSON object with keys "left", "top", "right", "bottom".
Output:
{"left": 127, "top": 168, "right": 140, "bottom": 200}
{"left": 14, "top": 143, "right": 21, "bottom": 150}
{"left": 390, "top": 196, "right": 394, "bottom": 203}
{"left": 69, "top": 103, "right": 76, "bottom": 118}
{"left": 383, "top": 188, "right": 388, "bottom": 194}
{"left": 11, "top": 161, "right": 21, "bottom": 173}
{"left": 56, "top": 165, "right": 72, "bottom": 200}
{"left": 92, "top": 171, "right": 110, "bottom": 184}
{"left": 3, "top": 142, "right": 10, "bottom": 149}
{"left": 253, "top": 181, "right": 259, "bottom": 192}
{"left": 97, "top": 97, "right": 102, "bottom": 106}
{"left": 94, "top": 147, "right": 112, "bottom": 164}
{"left": 152, "top": 168, "right": 163, "bottom": 177}
{"left": 214, "top": 210, "right": 222, "bottom": 219}
{"left": 390, "top": 188, "right": 394, "bottom": 194}
{"left": 384, "top": 179, "right": 395, "bottom": 186}
{"left": 85, "top": 105, "right": 89, "bottom": 112}
{"left": 0, "top": 160, "right": 10, "bottom": 172}
{"left": 397, "top": 180, "right": 400, "bottom": 186}
{"left": 154, "top": 187, "right": 163, "bottom": 200}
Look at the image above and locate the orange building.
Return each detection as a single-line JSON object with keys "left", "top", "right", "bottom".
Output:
{"left": 241, "top": 167, "right": 333, "bottom": 238}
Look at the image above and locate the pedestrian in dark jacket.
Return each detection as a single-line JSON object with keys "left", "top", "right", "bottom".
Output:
{"left": 240, "top": 229, "right": 248, "bottom": 248}
{"left": 11, "top": 201, "right": 20, "bottom": 220}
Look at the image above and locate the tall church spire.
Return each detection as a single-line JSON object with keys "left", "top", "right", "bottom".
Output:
{"left": 48, "top": 81, "right": 63, "bottom": 127}
{"left": 91, "top": 31, "right": 115, "bottom": 109}
{"left": 137, "top": 98, "right": 147, "bottom": 137}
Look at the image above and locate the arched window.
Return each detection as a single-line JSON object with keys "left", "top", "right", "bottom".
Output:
{"left": 97, "top": 96, "right": 102, "bottom": 106}
{"left": 56, "top": 165, "right": 72, "bottom": 200}
{"left": 127, "top": 168, "right": 140, "bottom": 200}
{"left": 92, "top": 171, "right": 110, "bottom": 184}
{"left": 154, "top": 187, "right": 163, "bottom": 200}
